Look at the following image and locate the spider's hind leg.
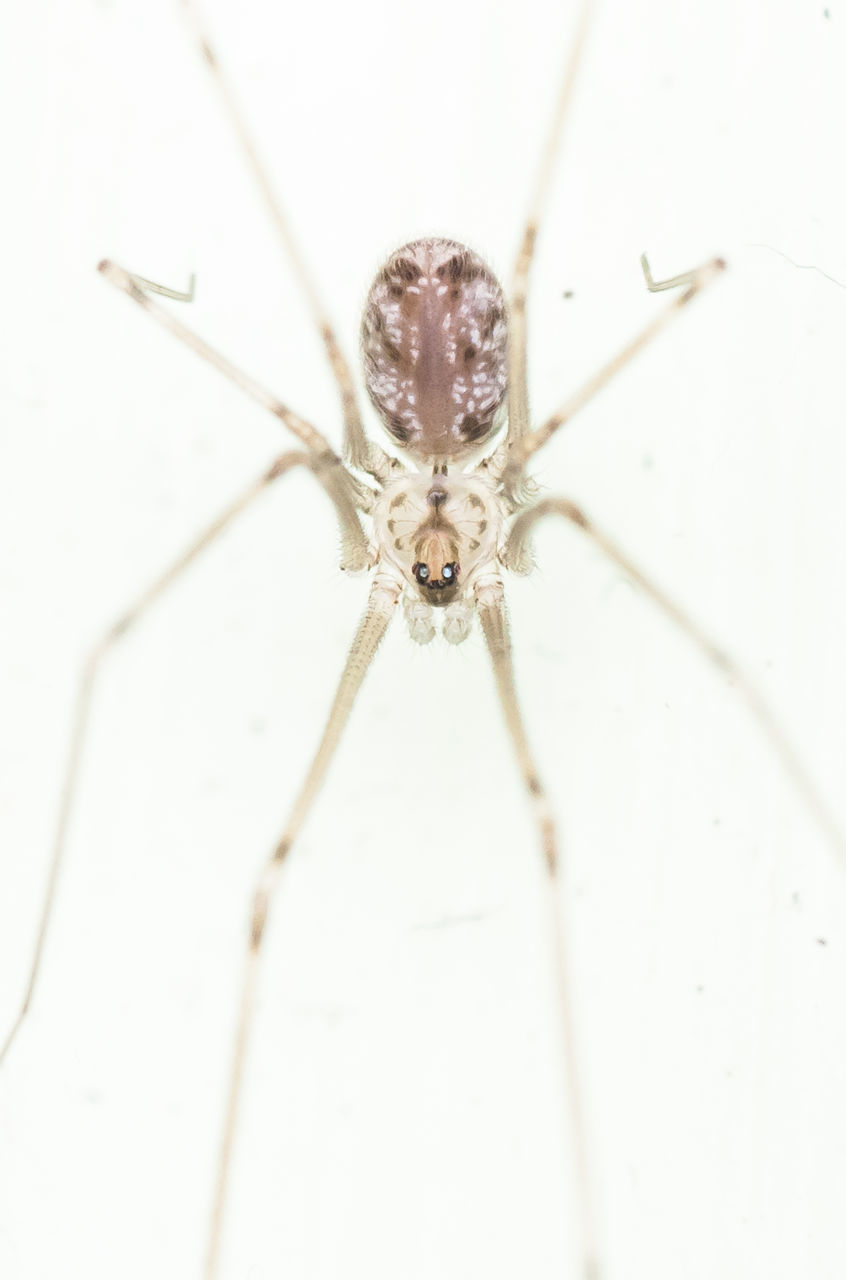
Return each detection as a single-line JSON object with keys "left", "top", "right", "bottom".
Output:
{"left": 505, "top": 496, "right": 846, "bottom": 865}
{"left": 0, "top": 450, "right": 370, "bottom": 1069}
{"left": 475, "top": 574, "right": 602, "bottom": 1280}
{"left": 205, "top": 572, "right": 401, "bottom": 1279}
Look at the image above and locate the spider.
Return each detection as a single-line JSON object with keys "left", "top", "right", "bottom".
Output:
{"left": 3, "top": 2, "right": 845, "bottom": 1279}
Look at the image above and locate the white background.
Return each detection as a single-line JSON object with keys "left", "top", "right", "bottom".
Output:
{"left": 2, "top": 1, "right": 846, "bottom": 1278}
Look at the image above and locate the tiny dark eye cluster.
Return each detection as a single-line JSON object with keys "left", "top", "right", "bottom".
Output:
{"left": 412, "top": 561, "right": 460, "bottom": 589}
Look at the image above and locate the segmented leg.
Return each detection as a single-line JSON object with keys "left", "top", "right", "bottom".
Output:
{"left": 505, "top": 497, "right": 846, "bottom": 865}
{"left": 99, "top": 260, "right": 335, "bottom": 458}
{"left": 0, "top": 451, "right": 368, "bottom": 1068}
{"left": 205, "top": 573, "right": 400, "bottom": 1280}
{"left": 475, "top": 576, "right": 601, "bottom": 1280}
{"left": 178, "top": 0, "right": 394, "bottom": 485}
{"left": 497, "top": 254, "right": 726, "bottom": 495}
{"left": 507, "top": 0, "right": 594, "bottom": 449}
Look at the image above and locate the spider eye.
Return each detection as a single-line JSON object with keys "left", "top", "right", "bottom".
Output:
{"left": 442, "top": 562, "right": 459, "bottom": 582}
{"left": 413, "top": 562, "right": 430, "bottom": 584}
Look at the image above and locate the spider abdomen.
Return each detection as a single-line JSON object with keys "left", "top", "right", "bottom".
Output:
{"left": 361, "top": 238, "right": 509, "bottom": 463}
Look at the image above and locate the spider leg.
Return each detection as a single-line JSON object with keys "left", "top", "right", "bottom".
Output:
{"left": 475, "top": 575, "right": 601, "bottom": 1280}
{"left": 505, "top": 497, "right": 846, "bottom": 866}
{"left": 498, "top": 254, "right": 726, "bottom": 495}
{"left": 204, "top": 573, "right": 400, "bottom": 1280}
{"left": 178, "top": 0, "right": 395, "bottom": 486}
{"left": 0, "top": 450, "right": 368, "bottom": 1069}
{"left": 98, "top": 260, "right": 337, "bottom": 459}
{"left": 507, "top": 0, "right": 595, "bottom": 450}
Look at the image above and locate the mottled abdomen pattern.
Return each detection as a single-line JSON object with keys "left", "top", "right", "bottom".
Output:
{"left": 361, "top": 238, "right": 508, "bottom": 462}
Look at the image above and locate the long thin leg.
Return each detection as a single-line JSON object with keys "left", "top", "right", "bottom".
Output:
{"left": 178, "top": 0, "right": 393, "bottom": 484}
{"left": 505, "top": 497, "right": 846, "bottom": 865}
{"left": 498, "top": 254, "right": 726, "bottom": 494}
{"left": 204, "top": 573, "right": 400, "bottom": 1280}
{"left": 0, "top": 450, "right": 368, "bottom": 1068}
{"left": 99, "top": 260, "right": 335, "bottom": 459}
{"left": 474, "top": 577, "right": 601, "bottom": 1280}
{"left": 507, "top": 0, "right": 594, "bottom": 448}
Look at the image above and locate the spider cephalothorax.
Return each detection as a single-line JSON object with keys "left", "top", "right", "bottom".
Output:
{"left": 372, "top": 468, "right": 504, "bottom": 640}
